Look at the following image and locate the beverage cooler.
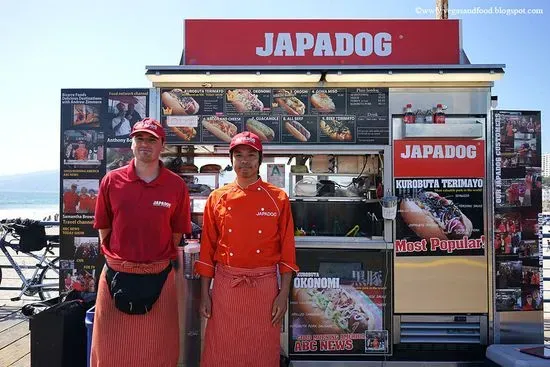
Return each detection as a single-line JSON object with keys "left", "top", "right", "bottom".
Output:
{"left": 390, "top": 89, "right": 491, "bottom": 362}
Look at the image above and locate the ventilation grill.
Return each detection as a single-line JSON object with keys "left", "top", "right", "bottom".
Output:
{"left": 398, "top": 315, "right": 485, "bottom": 344}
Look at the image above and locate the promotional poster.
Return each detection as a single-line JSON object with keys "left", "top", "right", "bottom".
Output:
{"left": 60, "top": 89, "right": 150, "bottom": 293}
{"left": 289, "top": 249, "right": 391, "bottom": 356}
{"left": 493, "top": 110, "right": 542, "bottom": 312}
{"left": 393, "top": 140, "right": 486, "bottom": 257}
{"left": 160, "top": 88, "right": 389, "bottom": 146}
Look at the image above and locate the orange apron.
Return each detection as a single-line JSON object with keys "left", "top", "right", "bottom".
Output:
{"left": 201, "top": 264, "right": 280, "bottom": 367}
{"left": 91, "top": 257, "right": 179, "bottom": 367}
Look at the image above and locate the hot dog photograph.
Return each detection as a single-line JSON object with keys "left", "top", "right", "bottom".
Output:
{"left": 200, "top": 116, "right": 239, "bottom": 143}
{"left": 399, "top": 191, "right": 473, "bottom": 240}
{"left": 272, "top": 89, "right": 307, "bottom": 115}
{"left": 291, "top": 285, "right": 381, "bottom": 335}
{"left": 281, "top": 116, "right": 318, "bottom": 143}
{"left": 171, "top": 126, "right": 198, "bottom": 142}
{"left": 245, "top": 117, "right": 278, "bottom": 143}
{"left": 319, "top": 116, "right": 355, "bottom": 143}
{"left": 161, "top": 88, "right": 200, "bottom": 115}
{"left": 310, "top": 89, "right": 346, "bottom": 115}
{"left": 395, "top": 178, "right": 485, "bottom": 257}
{"left": 225, "top": 88, "right": 269, "bottom": 113}
{"left": 161, "top": 88, "right": 225, "bottom": 116}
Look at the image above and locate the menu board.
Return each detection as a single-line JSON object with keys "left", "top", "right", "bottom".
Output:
{"left": 289, "top": 249, "right": 392, "bottom": 356}
{"left": 160, "top": 87, "right": 389, "bottom": 145}
{"left": 493, "top": 110, "right": 543, "bottom": 312}
{"left": 60, "top": 88, "right": 150, "bottom": 294}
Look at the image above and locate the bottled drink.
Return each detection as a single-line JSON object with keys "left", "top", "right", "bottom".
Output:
{"left": 403, "top": 104, "right": 415, "bottom": 124}
{"left": 415, "top": 109, "right": 426, "bottom": 123}
{"left": 425, "top": 108, "right": 433, "bottom": 123}
{"left": 434, "top": 104, "right": 446, "bottom": 124}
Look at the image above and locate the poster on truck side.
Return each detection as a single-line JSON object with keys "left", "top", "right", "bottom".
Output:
{"left": 393, "top": 140, "right": 486, "bottom": 257}
{"left": 493, "top": 110, "right": 543, "bottom": 312}
{"left": 289, "top": 249, "right": 391, "bottom": 356}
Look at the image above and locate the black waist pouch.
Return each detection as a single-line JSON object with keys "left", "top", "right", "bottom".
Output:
{"left": 105, "top": 263, "right": 172, "bottom": 315}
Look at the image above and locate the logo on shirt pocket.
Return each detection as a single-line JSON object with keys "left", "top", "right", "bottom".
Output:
{"left": 256, "top": 211, "right": 277, "bottom": 217}
{"left": 153, "top": 200, "right": 172, "bottom": 208}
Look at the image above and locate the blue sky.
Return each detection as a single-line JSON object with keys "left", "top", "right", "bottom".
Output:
{"left": 0, "top": 0, "right": 547, "bottom": 175}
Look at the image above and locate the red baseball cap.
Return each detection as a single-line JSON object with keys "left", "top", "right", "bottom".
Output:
{"left": 229, "top": 131, "right": 263, "bottom": 152}
{"left": 130, "top": 118, "right": 166, "bottom": 141}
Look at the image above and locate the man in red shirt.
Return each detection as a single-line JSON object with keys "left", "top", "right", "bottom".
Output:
{"left": 87, "top": 189, "right": 97, "bottom": 214}
{"left": 196, "top": 131, "right": 299, "bottom": 367}
{"left": 91, "top": 118, "right": 191, "bottom": 367}
{"left": 63, "top": 184, "right": 79, "bottom": 213}
{"left": 77, "top": 187, "right": 90, "bottom": 213}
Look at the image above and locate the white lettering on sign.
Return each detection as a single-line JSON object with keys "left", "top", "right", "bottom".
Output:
{"left": 167, "top": 116, "right": 199, "bottom": 128}
{"left": 256, "top": 32, "right": 392, "bottom": 57}
{"left": 293, "top": 277, "right": 340, "bottom": 289}
{"left": 400, "top": 144, "right": 477, "bottom": 159}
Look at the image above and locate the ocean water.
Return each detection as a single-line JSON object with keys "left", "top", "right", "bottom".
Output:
{"left": 0, "top": 191, "right": 59, "bottom": 220}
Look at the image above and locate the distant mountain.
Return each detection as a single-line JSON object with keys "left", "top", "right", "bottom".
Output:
{"left": 0, "top": 170, "right": 59, "bottom": 193}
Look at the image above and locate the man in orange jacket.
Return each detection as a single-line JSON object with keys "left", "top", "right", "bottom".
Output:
{"left": 196, "top": 131, "right": 299, "bottom": 367}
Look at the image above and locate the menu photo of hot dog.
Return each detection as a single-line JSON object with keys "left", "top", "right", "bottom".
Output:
{"left": 161, "top": 88, "right": 225, "bottom": 116}
{"left": 310, "top": 89, "right": 346, "bottom": 115}
{"left": 245, "top": 116, "right": 280, "bottom": 143}
{"left": 281, "top": 116, "right": 318, "bottom": 143}
{"left": 394, "top": 178, "right": 485, "bottom": 257}
{"left": 161, "top": 88, "right": 200, "bottom": 115}
{"left": 291, "top": 282, "right": 383, "bottom": 335}
{"left": 164, "top": 115, "right": 200, "bottom": 143}
{"left": 200, "top": 116, "right": 241, "bottom": 143}
{"left": 225, "top": 89, "right": 271, "bottom": 114}
{"left": 318, "top": 116, "right": 355, "bottom": 143}
{"left": 272, "top": 89, "right": 308, "bottom": 115}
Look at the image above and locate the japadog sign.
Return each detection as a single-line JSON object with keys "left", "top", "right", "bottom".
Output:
{"left": 184, "top": 19, "right": 461, "bottom": 65}
{"left": 393, "top": 140, "right": 485, "bottom": 178}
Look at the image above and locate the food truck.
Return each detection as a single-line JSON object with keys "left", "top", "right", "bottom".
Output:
{"left": 59, "top": 19, "right": 544, "bottom": 365}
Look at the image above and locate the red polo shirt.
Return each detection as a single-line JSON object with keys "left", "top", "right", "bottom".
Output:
{"left": 94, "top": 159, "right": 191, "bottom": 262}
{"left": 195, "top": 178, "right": 299, "bottom": 278}
{"left": 63, "top": 191, "right": 79, "bottom": 213}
